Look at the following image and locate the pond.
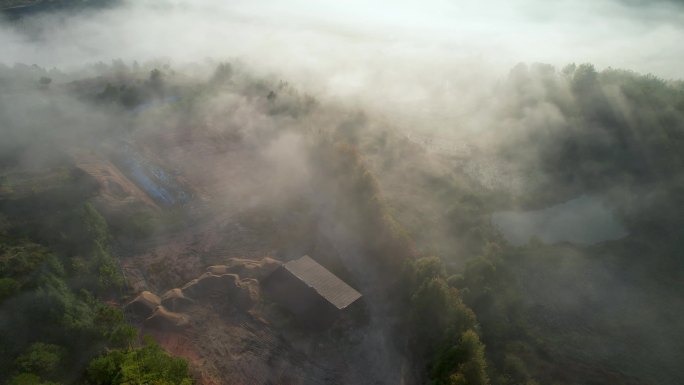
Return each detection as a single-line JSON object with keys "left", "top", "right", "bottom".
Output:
{"left": 491, "top": 195, "right": 628, "bottom": 246}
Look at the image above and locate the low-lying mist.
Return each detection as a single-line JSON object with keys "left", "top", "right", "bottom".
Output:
{"left": 1, "top": 1, "right": 684, "bottom": 385}
{"left": 2, "top": 0, "right": 684, "bottom": 129}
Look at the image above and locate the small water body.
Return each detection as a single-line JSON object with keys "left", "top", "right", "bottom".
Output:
{"left": 491, "top": 195, "right": 628, "bottom": 246}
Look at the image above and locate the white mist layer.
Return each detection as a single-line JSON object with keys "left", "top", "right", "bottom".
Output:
{"left": 1, "top": 0, "right": 683, "bottom": 130}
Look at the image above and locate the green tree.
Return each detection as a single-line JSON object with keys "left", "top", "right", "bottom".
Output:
{"left": 8, "top": 373, "right": 61, "bottom": 385}
{"left": 87, "top": 337, "right": 193, "bottom": 385}
{"left": 0, "top": 277, "right": 19, "bottom": 302}
{"left": 14, "top": 343, "right": 64, "bottom": 378}
{"left": 93, "top": 303, "right": 136, "bottom": 348}
{"left": 432, "top": 330, "right": 489, "bottom": 385}
{"left": 457, "top": 330, "right": 488, "bottom": 385}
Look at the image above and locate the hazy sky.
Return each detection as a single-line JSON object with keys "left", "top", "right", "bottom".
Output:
{"left": 1, "top": 0, "right": 682, "bottom": 127}
{"left": 2, "top": 0, "right": 683, "bottom": 74}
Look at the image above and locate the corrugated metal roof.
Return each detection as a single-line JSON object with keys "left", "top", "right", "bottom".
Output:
{"left": 284, "top": 255, "right": 362, "bottom": 310}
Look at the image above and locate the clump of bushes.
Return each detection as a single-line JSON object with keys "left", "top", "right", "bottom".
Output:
{"left": 403, "top": 256, "right": 489, "bottom": 385}
{"left": 87, "top": 337, "right": 193, "bottom": 385}
{"left": 0, "top": 168, "right": 190, "bottom": 384}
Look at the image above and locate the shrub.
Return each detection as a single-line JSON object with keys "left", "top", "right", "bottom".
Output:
{"left": 87, "top": 337, "right": 193, "bottom": 385}
{"left": 14, "top": 343, "right": 64, "bottom": 378}
{"left": 0, "top": 277, "right": 19, "bottom": 302}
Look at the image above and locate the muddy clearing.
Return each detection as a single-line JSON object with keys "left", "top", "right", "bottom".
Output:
{"left": 91, "top": 137, "right": 410, "bottom": 384}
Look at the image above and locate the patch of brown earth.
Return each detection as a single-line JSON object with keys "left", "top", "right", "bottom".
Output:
{"left": 142, "top": 328, "right": 221, "bottom": 385}
{"left": 74, "top": 153, "right": 160, "bottom": 210}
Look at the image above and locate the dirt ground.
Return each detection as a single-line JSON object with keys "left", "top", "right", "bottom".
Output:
{"left": 87, "top": 136, "right": 410, "bottom": 384}
{"left": 123, "top": 219, "right": 407, "bottom": 385}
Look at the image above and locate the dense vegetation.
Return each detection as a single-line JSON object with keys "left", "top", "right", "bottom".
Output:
{"left": 87, "top": 337, "right": 192, "bottom": 385}
{"left": 288, "top": 61, "right": 683, "bottom": 385}
{"left": 1, "top": 57, "right": 683, "bottom": 385}
{"left": 359, "top": 64, "right": 684, "bottom": 384}
{"left": 403, "top": 257, "right": 487, "bottom": 385}
{"left": 0, "top": 161, "right": 192, "bottom": 384}
{"left": 473, "top": 64, "right": 684, "bottom": 385}
{"left": 312, "top": 132, "right": 489, "bottom": 384}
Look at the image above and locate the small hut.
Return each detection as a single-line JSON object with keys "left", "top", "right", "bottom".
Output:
{"left": 262, "top": 255, "right": 362, "bottom": 326}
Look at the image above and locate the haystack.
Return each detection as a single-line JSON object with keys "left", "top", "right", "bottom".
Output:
{"left": 125, "top": 291, "right": 161, "bottom": 318}
{"left": 144, "top": 306, "right": 190, "bottom": 330}
{"left": 236, "top": 278, "right": 260, "bottom": 310}
{"left": 182, "top": 272, "right": 240, "bottom": 300}
{"left": 207, "top": 257, "right": 281, "bottom": 281}
{"left": 160, "top": 288, "right": 194, "bottom": 312}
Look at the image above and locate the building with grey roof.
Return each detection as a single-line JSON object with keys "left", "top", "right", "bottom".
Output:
{"left": 262, "top": 255, "right": 362, "bottom": 326}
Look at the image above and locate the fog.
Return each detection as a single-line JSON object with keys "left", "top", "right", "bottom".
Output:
{"left": 1, "top": 1, "right": 683, "bottom": 385}
{"left": 2, "top": 0, "right": 684, "bottom": 128}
